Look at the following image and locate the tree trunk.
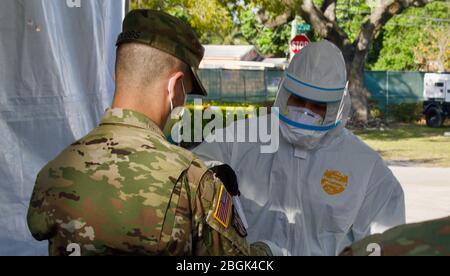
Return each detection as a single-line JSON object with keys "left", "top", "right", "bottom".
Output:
{"left": 297, "top": 0, "right": 371, "bottom": 124}
{"left": 343, "top": 42, "right": 371, "bottom": 125}
{"left": 348, "top": 60, "right": 369, "bottom": 125}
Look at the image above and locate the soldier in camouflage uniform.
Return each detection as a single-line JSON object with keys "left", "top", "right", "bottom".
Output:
{"left": 27, "top": 10, "right": 276, "bottom": 256}
{"left": 340, "top": 216, "right": 450, "bottom": 256}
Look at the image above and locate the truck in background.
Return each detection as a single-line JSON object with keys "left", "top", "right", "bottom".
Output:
{"left": 423, "top": 73, "right": 450, "bottom": 127}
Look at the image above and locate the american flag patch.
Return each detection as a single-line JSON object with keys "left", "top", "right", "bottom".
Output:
{"left": 213, "top": 185, "right": 232, "bottom": 228}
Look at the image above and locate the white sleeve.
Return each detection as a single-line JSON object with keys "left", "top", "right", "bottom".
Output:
{"left": 192, "top": 137, "right": 233, "bottom": 167}
{"left": 351, "top": 157, "right": 406, "bottom": 242}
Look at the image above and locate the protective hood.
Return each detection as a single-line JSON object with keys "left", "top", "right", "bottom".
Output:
{"left": 274, "top": 40, "right": 351, "bottom": 150}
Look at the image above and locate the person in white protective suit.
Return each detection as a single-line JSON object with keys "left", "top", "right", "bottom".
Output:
{"left": 192, "top": 40, "right": 405, "bottom": 256}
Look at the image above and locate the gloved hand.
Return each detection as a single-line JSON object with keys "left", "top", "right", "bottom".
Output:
{"left": 210, "top": 164, "right": 240, "bottom": 196}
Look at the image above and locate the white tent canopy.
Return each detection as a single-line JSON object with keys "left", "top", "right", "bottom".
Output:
{"left": 0, "top": 0, "right": 124, "bottom": 255}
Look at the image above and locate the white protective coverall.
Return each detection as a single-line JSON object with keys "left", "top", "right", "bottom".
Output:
{"left": 193, "top": 40, "right": 405, "bottom": 256}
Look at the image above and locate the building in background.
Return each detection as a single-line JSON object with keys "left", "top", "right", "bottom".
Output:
{"left": 200, "top": 45, "right": 287, "bottom": 70}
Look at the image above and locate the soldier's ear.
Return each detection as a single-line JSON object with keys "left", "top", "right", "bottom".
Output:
{"left": 167, "top": 72, "right": 184, "bottom": 98}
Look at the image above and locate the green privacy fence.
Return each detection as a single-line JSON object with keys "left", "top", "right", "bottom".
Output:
{"left": 191, "top": 69, "right": 425, "bottom": 109}
{"left": 192, "top": 69, "right": 284, "bottom": 103}
{"left": 365, "top": 71, "right": 425, "bottom": 109}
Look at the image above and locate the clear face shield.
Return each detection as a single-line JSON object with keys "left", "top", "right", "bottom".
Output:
{"left": 275, "top": 79, "right": 349, "bottom": 132}
{"left": 273, "top": 40, "right": 349, "bottom": 149}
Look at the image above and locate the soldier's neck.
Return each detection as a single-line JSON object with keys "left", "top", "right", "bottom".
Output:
{"left": 112, "top": 89, "right": 168, "bottom": 130}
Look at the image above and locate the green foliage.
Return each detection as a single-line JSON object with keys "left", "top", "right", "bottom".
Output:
{"left": 247, "top": 0, "right": 296, "bottom": 15}
{"left": 336, "top": 0, "right": 372, "bottom": 42}
{"left": 369, "top": 99, "right": 385, "bottom": 120}
{"left": 367, "top": 1, "right": 450, "bottom": 71}
{"left": 163, "top": 102, "right": 269, "bottom": 141}
{"left": 248, "top": 0, "right": 449, "bottom": 71}
{"left": 130, "top": 0, "right": 234, "bottom": 44}
{"left": 130, "top": 0, "right": 291, "bottom": 54}
{"left": 240, "top": 8, "right": 291, "bottom": 56}
{"left": 368, "top": 100, "right": 424, "bottom": 123}
{"left": 388, "top": 103, "right": 424, "bottom": 123}
{"left": 130, "top": 0, "right": 448, "bottom": 71}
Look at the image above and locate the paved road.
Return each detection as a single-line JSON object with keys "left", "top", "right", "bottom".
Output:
{"left": 390, "top": 166, "right": 450, "bottom": 223}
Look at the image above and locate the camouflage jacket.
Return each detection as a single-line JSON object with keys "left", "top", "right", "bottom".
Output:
{"left": 340, "top": 216, "right": 450, "bottom": 256}
{"left": 27, "top": 108, "right": 271, "bottom": 256}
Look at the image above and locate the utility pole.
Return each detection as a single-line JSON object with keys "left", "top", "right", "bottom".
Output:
{"left": 289, "top": 17, "right": 311, "bottom": 61}
{"left": 289, "top": 16, "right": 299, "bottom": 61}
{"left": 125, "top": 0, "right": 130, "bottom": 13}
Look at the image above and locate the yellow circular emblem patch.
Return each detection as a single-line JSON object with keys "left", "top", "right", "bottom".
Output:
{"left": 321, "top": 170, "right": 349, "bottom": 195}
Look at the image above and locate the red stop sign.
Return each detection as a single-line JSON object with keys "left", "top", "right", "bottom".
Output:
{"left": 290, "top": 34, "right": 310, "bottom": 54}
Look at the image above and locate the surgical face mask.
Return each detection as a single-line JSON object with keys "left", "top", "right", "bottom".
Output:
{"left": 168, "top": 77, "right": 187, "bottom": 119}
{"left": 280, "top": 124, "right": 327, "bottom": 150}
{"left": 286, "top": 106, "right": 324, "bottom": 127}
{"left": 279, "top": 106, "right": 328, "bottom": 150}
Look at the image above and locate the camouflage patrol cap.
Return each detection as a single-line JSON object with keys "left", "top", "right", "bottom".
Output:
{"left": 116, "top": 9, "right": 207, "bottom": 96}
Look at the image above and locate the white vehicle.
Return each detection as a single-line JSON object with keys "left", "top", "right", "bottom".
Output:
{"left": 423, "top": 73, "right": 450, "bottom": 127}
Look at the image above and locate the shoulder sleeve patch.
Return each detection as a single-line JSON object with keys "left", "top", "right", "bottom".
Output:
{"left": 213, "top": 185, "right": 233, "bottom": 228}
{"left": 203, "top": 180, "right": 250, "bottom": 255}
{"left": 232, "top": 206, "right": 248, "bottom": 237}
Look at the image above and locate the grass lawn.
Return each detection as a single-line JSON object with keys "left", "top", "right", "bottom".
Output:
{"left": 354, "top": 123, "right": 450, "bottom": 167}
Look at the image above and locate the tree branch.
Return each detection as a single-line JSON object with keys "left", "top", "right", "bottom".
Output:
{"left": 354, "top": 0, "right": 434, "bottom": 53}
{"left": 321, "top": 0, "right": 337, "bottom": 22}
{"left": 255, "top": 7, "right": 295, "bottom": 28}
{"left": 298, "top": 0, "right": 353, "bottom": 60}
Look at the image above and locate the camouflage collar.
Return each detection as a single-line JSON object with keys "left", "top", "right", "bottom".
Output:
{"left": 100, "top": 108, "right": 165, "bottom": 138}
